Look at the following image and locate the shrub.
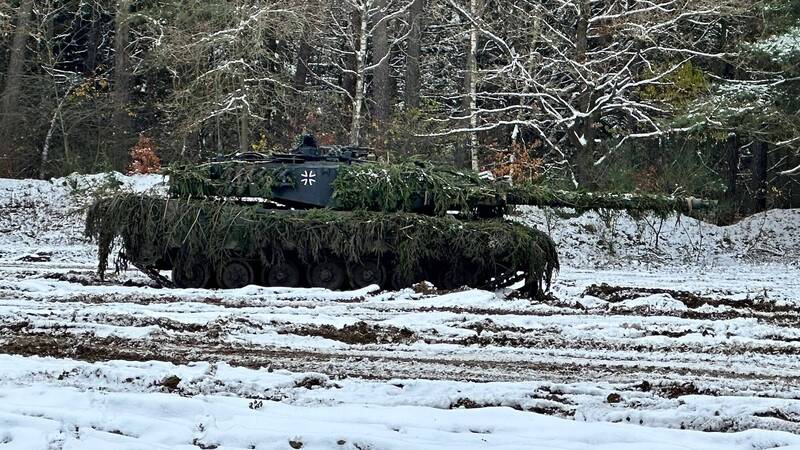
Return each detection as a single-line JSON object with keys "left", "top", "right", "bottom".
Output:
{"left": 127, "top": 135, "right": 161, "bottom": 175}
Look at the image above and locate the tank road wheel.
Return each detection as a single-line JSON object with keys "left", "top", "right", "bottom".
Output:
{"left": 172, "top": 254, "right": 211, "bottom": 289}
{"left": 216, "top": 259, "right": 255, "bottom": 289}
{"left": 348, "top": 258, "right": 386, "bottom": 289}
{"left": 307, "top": 257, "right": 346, "bottom": 290}
{"left": 264, "top": 259, "right": 301, "bottom": 288}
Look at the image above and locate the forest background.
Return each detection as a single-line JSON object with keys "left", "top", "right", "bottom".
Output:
{"left": 0, "top": 0, "right": 798, "bottom": 220}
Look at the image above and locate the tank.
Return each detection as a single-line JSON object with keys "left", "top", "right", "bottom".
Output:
{"left": 85, "top": 135, "right": 711, "bottom": 298}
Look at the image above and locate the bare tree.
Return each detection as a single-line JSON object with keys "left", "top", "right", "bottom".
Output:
{"left": 36, "top": 0, "right": 87, "bottom": 177}
{"left": 148, "top": 0, "right": 310, "bottom": 155}
{"left": 465, "top": 0, "right": 481, "bottom": 171}
{"left": 435, "top": 0, "right": 743, "bottom": 185}
{"left": 309, "top": 0, "right": 416, "bottom": 145}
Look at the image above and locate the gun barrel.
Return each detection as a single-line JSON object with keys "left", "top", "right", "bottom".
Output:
{"left": 507, "top": 186, "right": 716, "bottom": 214}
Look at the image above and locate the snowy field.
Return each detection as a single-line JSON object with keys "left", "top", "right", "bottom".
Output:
{"left": 1, "top": 173, "right": 800, "bottom": 449}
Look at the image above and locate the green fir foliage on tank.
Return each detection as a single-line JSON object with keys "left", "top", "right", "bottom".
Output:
{"left": 330, "top": 162, "right": 503, "bottom": 215}
{"left": 507, "top": 185, "right": 710, "bottom": 217}
{"left": 331, "top": 163, "right": 712, "bottom": 216}
{"left": 85, "top": 193, "right": 559, "bottom": 294}
{"left": 166, "top": 162, "right": 292, "bottom": 199}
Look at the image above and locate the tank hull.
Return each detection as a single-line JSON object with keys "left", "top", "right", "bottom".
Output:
{"left": 86, "top": 194, "right": 559, "bottom": 298}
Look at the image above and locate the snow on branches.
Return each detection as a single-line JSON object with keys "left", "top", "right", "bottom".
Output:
{"left": 429, "top": 0, "right": 742, "bottom": 184}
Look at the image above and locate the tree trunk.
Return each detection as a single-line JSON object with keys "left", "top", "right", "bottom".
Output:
{"left": 0, "top": 0, "right": 34, "bottom": 141}
{"left": 465, "top": 0, "right": 481, "bottom": 171}
{"left": 455, "top": 50, "right": 470, "bottom": 168}
{"left": 239, "top": 107, "right": 250, "bottom": 153}
{"left": 342, "top": 9, "right": 361, "bottom": 100}
{"left": 349, "top": 2, "right": 370, "bottom": 146}
{"left": 40, "top": 95, "right": 69, "bottom": 178}
{"left": 753, "top": 140, "right": 768, "bottom": 212}
{"left": 85, "top": 3, "right": 100, "bottom": 73}
{"left": 111, "top": 0, "right": 133, "bottom": 170}
{"left": 569, "top": 0, "right": 594, "bottom": 186}
{"left": 293, "top": 41, "right": 313, "bottom": 132}
{"left": 294, "top": 41, "right": 312, "bottom": 90}
{"left": 404, "top": 0, "right": 423, "bottom": 110}
{"left": 575, "top": 0, "right": 589, "bottom": 63}
{"left": 725, "top": 133, "right": 738, "bottom": 201}
{"left": 59, "top": 103, "right": 70, "bottom": 165}
{"left": 372, "top": 0, "right": 391, "bottom": 131}
{"left": 215, "top": 78, "right": 223, "bottom": 154}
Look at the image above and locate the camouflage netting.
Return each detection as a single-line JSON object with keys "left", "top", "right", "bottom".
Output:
{"left": 165, "top": 162, "right": 711, "bottom": 217}
{"left": 166, "top": 162, "right": 292, "bottom": 199}
{"left": 85, "top": 193, "right": 559, "bottom": 293}
{"left": 330, "top": 162, "right": 503, "bottom": 215}
{"left": 333, "top": 163, "right": 713, "bottom": 216}
{"left": 507, "top": 185, "right": 712, "bottom": 217}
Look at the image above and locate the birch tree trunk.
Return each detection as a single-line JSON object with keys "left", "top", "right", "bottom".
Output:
{"left": 39, "top": 11, "right": 59, "bottom": 179}
{"left": 467, "top": 0, "right": 481, "bottom": 171}
{"left": 40, "top": 95, "right": 69, "bottom": 178}
{"left": 349, "top": 1, "right": 370, "bottom": 146}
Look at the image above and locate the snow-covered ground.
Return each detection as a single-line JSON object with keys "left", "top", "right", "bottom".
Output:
{"left": 1, "top": 173, "right": 799, "bottom": 449}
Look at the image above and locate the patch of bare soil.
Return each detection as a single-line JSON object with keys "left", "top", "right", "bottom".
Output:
{"left": 437, "top": 328, "right": 800, "bottom": 356}
{"left": 18, "top": 252, "right": 52, "bottom": 262}
{"left": 656, "top": 381, "right": 709, "bottom": 399}
{"left": 449, "top": 393, "right": 576, "bottom": 418}
{"left": 0, "top": 332, "right": 170, "bottom": 363}
{"left": 584, "top": 283, "right": 797, "bottom": 314}
{"left": 1, "top": 314, "right": 215, "bottom": 335}
{"left": 286, "top": 321, "right": 416, "bottom": 345}
{"left": 753, "top": 409, "right": 800, "bottom": 423}
{"left": 43, "top": 271, "right": 160, "bottom": 288}
{"left": 19, "top": 291, "right": 230, "bottom": 308}
{"left": 0, "top": 330, "right": 620, "bottom": 382}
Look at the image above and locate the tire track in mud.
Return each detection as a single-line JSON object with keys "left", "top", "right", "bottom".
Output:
{"left": 2, "top": 328, "right": 798, "bottom": 388}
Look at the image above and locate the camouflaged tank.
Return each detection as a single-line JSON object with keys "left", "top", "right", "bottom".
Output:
{"left": 85, "top": 136, "right": 712, "bottom": 298}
